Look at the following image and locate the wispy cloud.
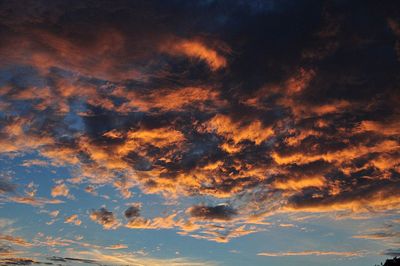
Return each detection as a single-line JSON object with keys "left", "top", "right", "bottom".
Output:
{"left": 257, "top": 250, "right": 366, "bottom": 257}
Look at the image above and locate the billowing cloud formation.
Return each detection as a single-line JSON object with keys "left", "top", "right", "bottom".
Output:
{"left": 0, "top": 0, "right": 399, "bottom": 249}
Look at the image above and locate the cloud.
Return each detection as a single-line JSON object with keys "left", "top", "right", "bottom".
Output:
{"left": 286, "top": 181, "right": 400, "bottom": 213}
{"left": 162, "top": 39, "right": 228, "bottom": 71}
{"left": 388, "top": 18, "right": 400, "bottom": 60}
{"left": 90, "top": 208, "right": 120, "bottom": 230}
{"left": 125, "top": 213, "right": 177, "bottom": 230}
{"left": 4, "top": 248, "right": 215, "bottom": 266}
{"left": 29, "top": 232, "right": 131, "bottom": 253}
{"left": 183, "top": 224, "right": 261, "bottom": 243}
{"left": 0, "top": 0, "right": 399, "bottom": 244}
{"left": 112, "top": 86, "right": 225, "bottom": 113}
{"left": 20, "top": 159, "right": 50, "bottom": 167}
{"left": 353, "top": 232, "right": 400, "bottom": 241}
{"left": 0, "top": 234, "right": 32, "bottom": 247}
{"left": 0, "top": 257, "right": 37, "bottom": 265}
{"left": 68, "top": 249, "right": 215, "bottom": 266}
{"left": 0, "top": 27, "right": 141, "bottom": 82}
{"left": 0, "top": 178, "right": 16, "bottom": 194}
{"left": 47, "top": 256, "right": 98, "bottom": 264}
{"left": 188, "top": 204, "right": 238, "bottom": 221}
{"left": 124, "top": 205, "right": 141, "bottom": 219}
{"left": 49, "top": 210, "right": 59, "bottom": 218}
{"left": 24, "top": 182, "right": 37, "bottom": 198}
{"left": 104, "top": 244, "right": 128, "bottom": 250}
{"left": 51, "top": 183, "right": 69, "bottom": 198}
{"left": 202, "top": 114, "right": 274, "bottom": 147}
{"left": 257, "top": 250, "right": 364, "bottom": 257}
{"left": 64, "top": 214, "right": 82, "bottom": 226}
{"left": 272, "top": 176, "right": 326, "bottom": 191}
{"left": 382, "top": 249, "right": 400, "bottom": 257}
{"left": 5, "top": 196, "right": 63, "bottom": 206}
{"left": 352, "top": 221, "right": 400, "bottom": 253}
{"left": 0, "top": 245, "right": 21, "bottom": 256}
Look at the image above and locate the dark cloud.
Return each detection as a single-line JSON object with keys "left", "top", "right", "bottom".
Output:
{"left": 0, "top": 245, "right": 15, "bottom": 256}
{"left": 383, "top": 249, "right": 400, "bottom": 257}
{"left": 90, "top": 207, "right": 120, "bottom": 229}
{"left": 124, "top": 205, "right": 140, "bottom": 219}
{"left": 188, "top": 204, "right": 238, "bottom": 221}
{"left": 0, "top": 178, "right": 16, "bottom": 194}
{"left": 0, "top": 258, "right": 37, "bottom": 266}
{"left": 47, "top": 256, "right": 98, "bottom": 264}
{"left": 0, "top": 255, "right": 109, "bottom": 266}
{"left": 288, "top": 180, "right": 400, "bottom": 212}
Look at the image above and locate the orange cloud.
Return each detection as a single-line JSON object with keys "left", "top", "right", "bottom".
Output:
{"left": 272, "top": 176, "right": 326, "bottom": 191}
{"left": 356, "top": 120, "right": 400, "bottom": 136}
{"left": 0, "top": 117, "right": 55, "bottom": 153}
{"left": 285, "top": 184, "right": 400, "bottom": 213}
{"left": 2, "top": 29, "right": 144, "bottom": 81}
{"left": 181, "top": 223, "right": 260, "bottom": 243}
{"left": 202, "top": 114, "right": 274, "bottom": 147}
{"left": 162, "top": 39, "right": 228, "bottom": 70}
{"left": 125, "top": 214, "right": 177, "bottom": 230}
{"left": 272, "top": 140, "right": 399, "bottom": 165}
{"left": 285, "top": 68, "right": 316, "bottom": 95}
{"left": 105, "top": 244, "right": 128, "bottom": 250}
{"left": 126, "top": 127, "right": 185, "bottom": 149}
{"left": 0, "top": 234, "right": 32, "bottom": 247}
{"left": 70, "top": 249, "right": 215, "bottom": 266}
{"left": 51, "top": 183, "right": 70, "bottom": 198}
{"left": 113, "top": 86, "right": 225, "bottom": 113}
{"left": 64, "top": 214, "right": 82, "bottom": 226}
{"left": 6, "top": 196, "right": 63, "bottom": 206}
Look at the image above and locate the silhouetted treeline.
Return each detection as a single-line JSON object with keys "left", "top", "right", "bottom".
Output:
{"left": 375, "top": 257, "right": 400, "bottom": 266}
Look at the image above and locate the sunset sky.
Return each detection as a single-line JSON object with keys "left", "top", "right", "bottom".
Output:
{"left": 0, "top": 1, "right": 400, "bottom": 265}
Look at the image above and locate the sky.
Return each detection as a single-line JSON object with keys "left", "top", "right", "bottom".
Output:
{"left": 0, "top": 0, "right": 399, "bottom": 265}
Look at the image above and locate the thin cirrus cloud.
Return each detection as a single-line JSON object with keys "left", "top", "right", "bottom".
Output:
{"left": 0, "top": 234, "right": 32, "bottom": 248}
{"left": 257, "top": 250, "right": 365, "bottom": 257}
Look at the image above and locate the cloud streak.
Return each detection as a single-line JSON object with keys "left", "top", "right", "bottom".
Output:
{"left": 257, "top": 250, "right": 365, "bottom": 257}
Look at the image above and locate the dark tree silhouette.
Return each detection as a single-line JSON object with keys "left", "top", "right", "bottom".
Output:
{"left": 375, "top": 257, "right": 400, "bottom": 266}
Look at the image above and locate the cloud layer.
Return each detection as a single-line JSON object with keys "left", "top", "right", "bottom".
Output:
{"left": 0, "top": 1, "right": 399, "bottom": 262}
